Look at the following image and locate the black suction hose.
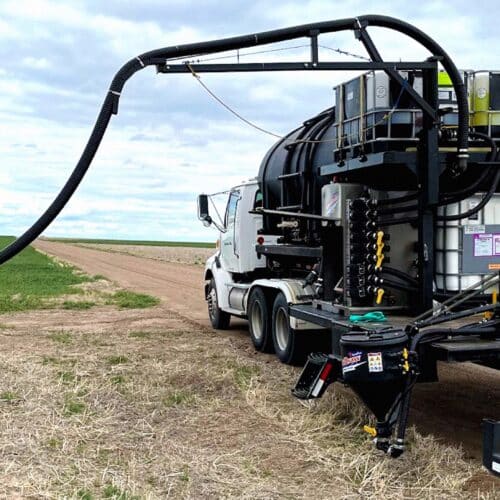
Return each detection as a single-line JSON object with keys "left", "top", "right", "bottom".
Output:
{"left": 382, "top": 267, "right": 418, "bottom": 286}
{"left": 376, "top": 192, "right": 419, "bottom": 207}
{"left": 0, "top": 88, "right": 120, "bottom": 264}
{"left": 359, "top": 16, "right": 469, "bottom": 170}
{"left": 0, "top": 57, "right": 142, "bottom": 265}
{"left": 0, "top": 15, "right": 468, "bottom": 265}
{"left": 378, "top": 131, "right": 498, "bottom": 219}
{"left": 437, "top": 168, "right": 500, "bottom": 221}
{"left": 381, "top": 278, "right": 418, "bottom": 292}
{"left": 379, "top": 167, "right": 500, "bottom": 224}
{"left": 440, "top": 131, "right": 497, "bottom": 201}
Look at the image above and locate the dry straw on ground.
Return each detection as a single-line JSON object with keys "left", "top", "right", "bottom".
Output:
{"left": 0, "top": 299, "right": 497, "bottom": 499}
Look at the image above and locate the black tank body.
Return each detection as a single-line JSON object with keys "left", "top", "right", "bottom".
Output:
{"left": 257, "top": 107, "right": 336, "bottom": 233}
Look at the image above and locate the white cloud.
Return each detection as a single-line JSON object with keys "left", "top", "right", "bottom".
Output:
{"left": 21, "top": 57, "right": 52, "bottom": 69}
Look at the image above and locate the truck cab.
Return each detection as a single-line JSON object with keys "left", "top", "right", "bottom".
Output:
{"left": 198, "top": 179, "right": 327, "bottom": 365}
{"left": 215, "top": 180, "right": 266, "bottom": 275}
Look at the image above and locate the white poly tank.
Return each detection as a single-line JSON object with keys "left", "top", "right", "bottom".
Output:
{"left": 436, "top": 194, "right": 500, "bottom": 292}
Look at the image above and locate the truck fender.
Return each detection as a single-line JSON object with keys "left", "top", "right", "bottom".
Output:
{"left": 204, "top": 253, "right": 232, "bottom": 310}
{"left": 245, "top": 279, "right": 321, "bottom": 331}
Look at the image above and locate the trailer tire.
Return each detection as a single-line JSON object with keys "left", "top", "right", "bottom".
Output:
{"left": 272, "top": 292, "right": 308, "bottom": 365}
{"left": 248, "top": 287, "right": 274, "bottom": 353}
{"left": 207, "top": 278, "right": 230, "bottom": 330}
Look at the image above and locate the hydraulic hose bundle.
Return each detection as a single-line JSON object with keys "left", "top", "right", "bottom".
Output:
{"left": 378, "top": 131, "right": 499, "bottom": 224}
{"left": 0, "top": 15, "right": 469, "bottom": 266}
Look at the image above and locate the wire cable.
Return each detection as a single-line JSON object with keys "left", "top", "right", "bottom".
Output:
{"left": 186, "top": 61, "right": 410, "bottom": 146}
{"left": 186, "top": 63, "right": 283, "bottom": 139}
{"left": 183, "top": 44, "right": 311, "bottom": 63}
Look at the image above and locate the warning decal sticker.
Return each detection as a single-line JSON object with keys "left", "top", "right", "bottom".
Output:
{"left": 473, "top": 233, "right": 500, "bottom": 257}
{"left": 474, "top": 234, "right": 493, "bottom": 257}
{"left": 495, "top": 234, "right": 500, "bottom": 256}
{"left": 367, "top": 352, "right": 384, "bottom": 373}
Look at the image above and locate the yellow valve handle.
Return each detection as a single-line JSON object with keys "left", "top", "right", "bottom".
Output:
{"left": 376, "top": 230, "right": 384, "bottom": 247}
{"left": 363, "top": 425, "right": 377, "bottom": 437}
{"left": 375, "top": 230, "right": 385, "bottom": 270}
{"left": 402, "top": 348, "right": 410, "bottom": 373}
{"left": 485, "top": 290, "right": 497, "bottom": 320}
{"left": 375, "top": 288, "right": 385, "bottom": 304}
{"left": 375, "top": 253, "right": 385, "bottom": 269}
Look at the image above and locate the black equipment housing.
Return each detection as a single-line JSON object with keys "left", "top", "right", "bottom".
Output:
{"left": 483, "top": 419, "right": 500, "bottom": 477}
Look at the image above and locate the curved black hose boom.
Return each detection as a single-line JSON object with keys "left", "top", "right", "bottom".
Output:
{"left": 0, "top": 14, "right": 469, "bottom": 265}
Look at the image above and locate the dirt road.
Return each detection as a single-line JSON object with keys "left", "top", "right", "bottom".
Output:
{"left": 34, "top": 239, "right": 499, "bottom": 460}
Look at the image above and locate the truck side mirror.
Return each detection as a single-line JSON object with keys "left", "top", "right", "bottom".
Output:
{"left": 198, "top": 194, "right": 212, "bottom": 226}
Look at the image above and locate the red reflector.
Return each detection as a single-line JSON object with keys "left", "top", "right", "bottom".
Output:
{"left": 319, "top": 362, "right": 333, "bottom": 381}
{"left": 257, "top": 236, "right": 265, "bottom": 245}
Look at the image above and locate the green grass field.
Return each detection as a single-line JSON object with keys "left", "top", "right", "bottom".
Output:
{"left": 45, "top": 237, "right": 215, "bottom": 248}
{"left": 0, "top": 236, "right": 91, "bottom": 313}
{"left": 0, "top": 236, "right": 160, "bottom": 313}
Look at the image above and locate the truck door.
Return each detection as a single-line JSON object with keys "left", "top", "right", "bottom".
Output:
{"left": 220, "top": 189, "right": 240, "bottom": 272}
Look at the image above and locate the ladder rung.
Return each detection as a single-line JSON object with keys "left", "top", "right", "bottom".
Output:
{"left": 278, "top": 172, "right": 301, "bottom": 180}
{"left": 277, "top": 204, "right": 302, "bottom": 211}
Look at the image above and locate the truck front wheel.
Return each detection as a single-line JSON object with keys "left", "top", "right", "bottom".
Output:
{"left": 207, "top": 278, "right": 231, "bottom": 330}
{"left": 248, "top": 287, "right": 274, "bottom": 353}
{"left": 272, "top": 292, "right": 307, "bottom": 365}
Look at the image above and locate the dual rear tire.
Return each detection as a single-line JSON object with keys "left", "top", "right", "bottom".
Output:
{"left": 248, "top": 287, "right": 274, "bottom": 353}
{"left": 248, "top": 288, "right": 311, "bottom": 365}
{"left": 207, "top": 281, "right": 325, "bottom": 365}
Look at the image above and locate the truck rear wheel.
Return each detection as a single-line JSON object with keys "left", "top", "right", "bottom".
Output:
{"left": 272, "top": 292, "right": 308, "bottom": 365}
{"left": 207, "top": 278, "right": 230, "bottom": 330}
{"left": 248, "top": 287, "right": 274, "bottom": 353}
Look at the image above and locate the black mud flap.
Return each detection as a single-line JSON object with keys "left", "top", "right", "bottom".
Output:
{"left": 483, "top": 419, "right": 500, "bottom": 477}
{"left": 292, "top": 353, "right": 339, "bottom": 400}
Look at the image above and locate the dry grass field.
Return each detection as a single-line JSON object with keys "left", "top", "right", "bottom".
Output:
{"left": 70, "top": 242, "right": 214, "bottom": 266}
{"left": 0, "top": 240, "right": 497, "bottom": 498}
{"left": 2, "top": 304, "right": 495, "bottom": 499}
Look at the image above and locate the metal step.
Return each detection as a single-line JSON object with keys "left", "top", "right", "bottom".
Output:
{"left": 255, "top": 244, "right": 322, "bottom": 259}
{"left": 430, "top": 335, "right": 500, "bottom": 363}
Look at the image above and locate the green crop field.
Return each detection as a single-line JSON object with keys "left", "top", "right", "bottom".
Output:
{"left": 0, "top": 236, "right": 160, "bottom": 313}
{"left": 45, "top": 237, "right": 215, "bottom": 248}
{"left": 0, "top": 236, "right": 91, "bottom": 313}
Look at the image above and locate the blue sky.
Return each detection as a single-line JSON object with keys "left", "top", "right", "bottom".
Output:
{"left": 1, "top": 0, "right": 499, "bottom": 241}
